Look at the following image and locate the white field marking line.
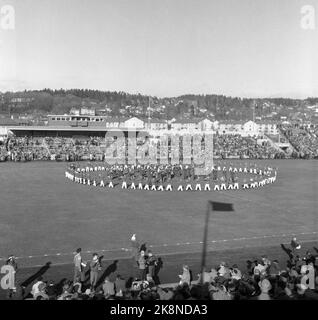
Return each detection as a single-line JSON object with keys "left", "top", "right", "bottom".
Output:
{"left": 4, "top": 238, "right": 318, "bottom": 269}
{"left": 0, "top": 247, "right": 132, "bottom": 261}
{"left": 1, "top": 231, "right": 317, "bottom": 262}
{"left": 148, "top": 232, "right": 318, "bottom": 248}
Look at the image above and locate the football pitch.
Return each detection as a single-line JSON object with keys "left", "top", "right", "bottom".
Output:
{"left": 0, "top": 159, "right": 317, "bottom": 268}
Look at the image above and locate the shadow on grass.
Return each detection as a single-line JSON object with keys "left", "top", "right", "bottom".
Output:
{"left": 20, "top": 262, "right": 52, "bottom": 288}
{"left": 280, "top": 244, "right": 293, "bottom": 260}
{"left": 96, "top": 260, "right": 118, "bottom": 288}
{"left": 154, "top": 257, "right": 163, "bottom": 285}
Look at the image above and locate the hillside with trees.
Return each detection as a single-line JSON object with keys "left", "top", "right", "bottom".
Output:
{"left": 0, "top": 89, "right": 316, "bottom": 122}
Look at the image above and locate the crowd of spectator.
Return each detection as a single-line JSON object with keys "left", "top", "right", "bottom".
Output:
{"left": 279, "top": 124, "right": 318, "bottom": 159}
{"left": 0, "top": 133, "right": 286, "bottom": 162}
{"left": 4, "top": 237, "right": 318, "bottom": 300}
{"left": 0, "top": 136, "right": 106, "bottom": 162}
{"left": 213, "top": 134, "right": 284, "bottom": 159}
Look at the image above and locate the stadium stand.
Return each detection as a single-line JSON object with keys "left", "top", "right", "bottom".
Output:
{"left": 0, "top": 134, "right": 286, "bottom": 162}
{"left": 279, "top": 124, "right": 318, "bottom": 159}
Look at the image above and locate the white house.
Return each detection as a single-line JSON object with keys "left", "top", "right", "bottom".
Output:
{"left": 80, "top": 107, "right": 96, "bottom": 116}
{"left": 215, "top": 120, "right": 276, "bottom": 136}
{"left": 0, "top": 126, "right": 8, "bottom": 140}
{"left": 198, "top": 118, "right": 214, "bottom": 131}
{"left": 70, "top": 107, "right": 80, "bottom": 115}
{"left": 170, "top": 119, "right": 200, "bottom": 133}
{"left": 146, "top": 119, "right": 168, "bottom": 131}
{"left": 261, "top": 122, "right": 278, "bottom": 135}
{"left": 243, "top": 120, "right": 259, "bottom": 136}
{"left": 0, "top": 118, "right": 17, "bottom": 140}
{"left": 123, "top": 117, "right": 144, "bottom": 129}
{"left": 217, "top": 121, "right": 244, "bottom": 134}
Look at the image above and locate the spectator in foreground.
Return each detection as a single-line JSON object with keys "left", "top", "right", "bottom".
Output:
{"left": 138, "top": 251, "right": 147, "bottom": 281}
{"left": 73, "top": 248, "right": 86, "bottom": 284}
{"left": 211, "top": 283, "right": 232, "bottom": 300}
{"left": 34, "top": 282, "right": 49, "bottom": 300}
{"left": 31, "top": 277, "right": 45, "bottom": 299}
{"left": 115, "top": 274, "right": 126, "bottom": 297}
{"left": 89, "top": 253, "right": 101, "bottom": 292}
{"left": 198, "top": 267, "right": 218, "bottom": 283}
{"left": 146, "top": 251, "right": 157, "bottom": 282}
{"left": 102, "top": 277, "right": 115, "bottom": 299}
{"left": 46, "top": 280, "right": 58, "bottom": 300}
{"left": 256, "top": 278, "right": 272, "bottom": 300}
{"left": 178, "top": 265, "right": 191, "bottom": 286}
{"left": 131, "top": 234, "right": 141, "bottom": 266}
{"left": 5, "top": 255, "right": 18, "bottom": 290}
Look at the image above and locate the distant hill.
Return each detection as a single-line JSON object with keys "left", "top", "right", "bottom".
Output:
{"left": 0, "top": 89, "right": 316, "bottom": 121}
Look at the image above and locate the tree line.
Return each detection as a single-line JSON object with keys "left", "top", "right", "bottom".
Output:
{"left": 0, "top": 89, "right": 314, "bottom": 120}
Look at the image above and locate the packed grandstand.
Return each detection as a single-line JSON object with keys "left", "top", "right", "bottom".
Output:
{"left": 0, "top": 134, "right": 290, "bottom": 162}
{"left": 1, "top": 120, "right": 318, "bottom": 161}
{"left": 279, "top": 123, "right": 318, "bottom": 158}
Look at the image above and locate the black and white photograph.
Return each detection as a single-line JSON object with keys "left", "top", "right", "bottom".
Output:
{"left": 0, "top": 0, "right": 317, "bottom": 312}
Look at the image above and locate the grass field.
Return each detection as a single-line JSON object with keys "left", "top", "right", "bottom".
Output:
{"left": 0, "top": 159, "right": 317, "bottom": 299}
{"left": 0, "top": 159, "right": 317, "bottom": 268}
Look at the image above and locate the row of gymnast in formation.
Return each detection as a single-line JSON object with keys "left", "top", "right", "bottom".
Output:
{"left": 65, "top": 162, "right": 277, "bottom": 192}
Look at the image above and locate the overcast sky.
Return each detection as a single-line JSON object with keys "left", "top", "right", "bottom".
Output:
{"left": 0, "top": 0, "right": 317, "bottom": 98}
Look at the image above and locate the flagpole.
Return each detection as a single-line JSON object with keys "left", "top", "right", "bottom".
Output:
{"left": 200, "top": 201, "right": 234, "bottom": 288}
{"left": 200, "top": 201, "right": 211, "bottom": 285}
{"left": 212, "top": 129, "right": 214, "bottom": 171}
{"left": 148, "top": 96, "right": 151, "bottom": 129}
{"left": 253, "top": 100, "right": 255, "bottom": 122}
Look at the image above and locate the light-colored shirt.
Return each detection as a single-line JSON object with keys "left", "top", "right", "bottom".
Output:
{"left": 74, "top": 253, "right": 86, "bottom": 270}
{"left": 103, "top": 281, "right": 115, "bottom": 296}
{"left": 254, "top": 264, "right": 267, "bottom": 275}
{"left": 31, "top": 281, "right": 44, "bottom": 297}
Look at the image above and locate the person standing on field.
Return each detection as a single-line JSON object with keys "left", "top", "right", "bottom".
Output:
{"left": 73, "top": 248, "right": 86, "bottom": 284}
{"left": 89, "top": 253, "right": 101, "bottom": 291}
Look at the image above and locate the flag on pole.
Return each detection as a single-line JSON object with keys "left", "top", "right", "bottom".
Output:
{"left": 209, "top": 201, "right": 234, "bottom": 212}
{"left": 200, "top": 201, "right": 234, "bottom": 286}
